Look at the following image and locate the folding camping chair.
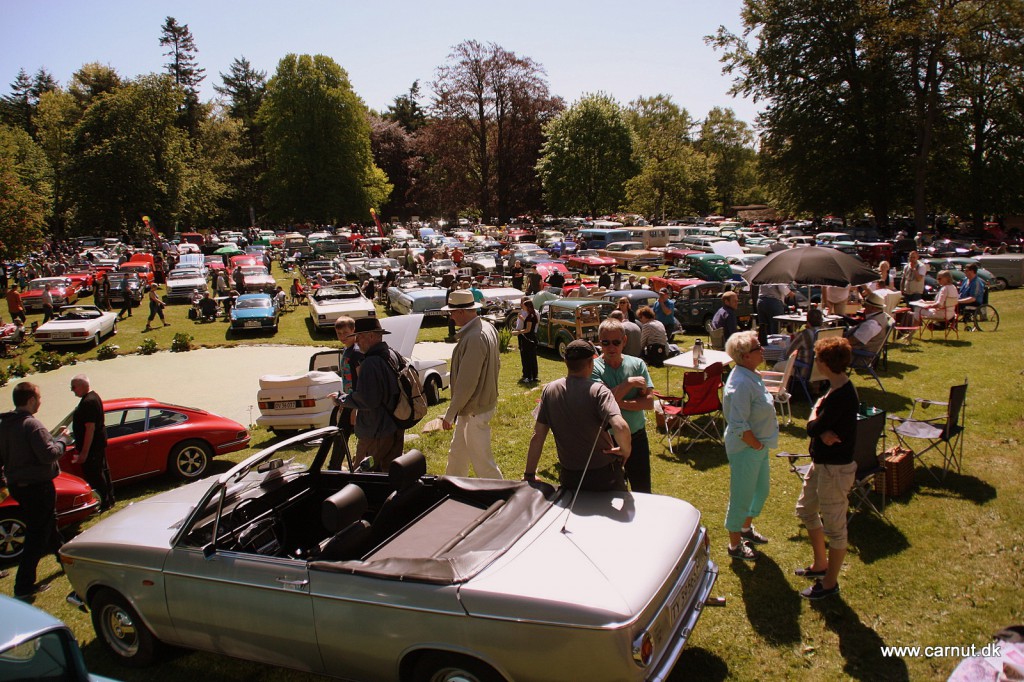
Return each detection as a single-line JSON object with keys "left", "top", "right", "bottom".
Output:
{"left": 775, "top": 410, "right": 888, "bottom": 520}
{"left": 654, "top": 362, "right": 724, "bottom": 455}
{"left": 888, "top": 380, "right": 968, "bottom": 481}
{"left": 849, "top": 323, "right": 894, "bottom": 392}
{"left": 760, "top": 350, "right": 798, "bottom": 425}
{"left": 921, "top": 305, "right": 960, "bottom": 341}
{"left": 792, "top": 327, "right": 844, "bottom": 403}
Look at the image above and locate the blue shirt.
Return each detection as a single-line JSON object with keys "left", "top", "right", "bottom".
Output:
{"left": 958, "top": 275, "right": 984, "bottom": 305}
{"left": 654, "top": 297, "right": 676, "bottom": 329}
{"left": 591, "top": 355, "right": 653, "bottom": 434}
{"left": 722, "top": 366, "right": 779, "bottom": 455}
{"left": 470, "top": 286, "right": 485, "bottom": 302}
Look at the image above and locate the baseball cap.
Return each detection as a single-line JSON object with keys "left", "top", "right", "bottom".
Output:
{"left": 564, "top": 340, "right": 597, "bottom": 361}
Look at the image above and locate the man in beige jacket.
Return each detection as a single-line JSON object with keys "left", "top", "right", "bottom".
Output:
{"left": 441, "top": 290, "right": 502, "bottom": 478}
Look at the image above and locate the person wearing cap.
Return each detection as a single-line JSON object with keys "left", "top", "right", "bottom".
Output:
{"left": 442, "top": 290, "right": 502, "bottom": 479}
{"left": 331, "top": 317, "right": 404, "bottom": 472}
{"left": 591, "top": 318, "right": 654, "bottom": 493}
{"left": 654, "top": 288, "right": 677, "bottom": 340}
{"left": 524, "top": 340, "right": 631, "bottom": 492}
{"left": 845, "top": 291, "right": 893, "bottom": 353}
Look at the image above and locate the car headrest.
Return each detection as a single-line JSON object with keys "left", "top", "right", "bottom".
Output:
{"left": 321, "top": 484, "right": 367, "bottom": 533}
{"left": 388, "top": 450, "right": 426, "bottom": 491}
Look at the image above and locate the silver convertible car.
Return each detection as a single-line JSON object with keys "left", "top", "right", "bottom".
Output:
{"left": 61, "top": 428, "right": 719, "bottom": 681}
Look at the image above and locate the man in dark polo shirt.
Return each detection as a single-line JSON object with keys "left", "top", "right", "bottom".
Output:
{"left": 69, "top": 374, "right": 113, "bottom": 511}
{"left": 523, "top": 340, "right": 632, "bottom": 491}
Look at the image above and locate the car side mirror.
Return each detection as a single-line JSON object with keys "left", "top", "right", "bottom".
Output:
{"left": 202, "top": 543, "right": 217, "bottom": 560}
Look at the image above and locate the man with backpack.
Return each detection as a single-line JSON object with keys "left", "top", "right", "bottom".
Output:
{"left": 331, "top": 318, "right": 404, "bottom": 472}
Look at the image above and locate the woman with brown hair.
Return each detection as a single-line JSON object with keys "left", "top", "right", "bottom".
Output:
{"left": 511, "top": 297, "right": 539, "bottom": 383}
{"left": 794, "top": 335, "right": 858, "bottom": 599}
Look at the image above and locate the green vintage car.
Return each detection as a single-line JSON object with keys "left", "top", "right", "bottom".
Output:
{"left": 681, "top": 253, "right": 735, "bottom": 282}
{"left": 673, "top": 280, "right": 754, "bottom": 331}
{"left": 536, "top": 299, "right": 615, "bottom": 358}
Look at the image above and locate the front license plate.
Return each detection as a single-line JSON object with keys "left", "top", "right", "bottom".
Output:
{"left": 275, "top": 401, "right": 297, "bottom": 410}
{"left": 244, "top": 320, "right": 261, "bottom": 328}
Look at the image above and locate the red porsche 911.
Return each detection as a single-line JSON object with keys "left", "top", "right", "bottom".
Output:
{"left": 52, "top": 398, "right": 250, "bottom": 485}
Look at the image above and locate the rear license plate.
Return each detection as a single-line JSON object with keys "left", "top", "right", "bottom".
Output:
{"left": 52, "top": 332, "right": 70, "bottom": 339}
{"left": 244, "top": 320, "right": 261, "bottom": 328}
{"left": 274, "top": 401, "right": 297, "bottom": 410}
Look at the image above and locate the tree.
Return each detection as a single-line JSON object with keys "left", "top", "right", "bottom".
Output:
{"left": 369, "top": 113, "right": 421, "bottom": 220}
{"left": 69, "top": 63, "right": 122, "bottom": 108}
{"left": 215, "top": 57, "right": 267, "bottom": 224}
{"left": 384, "top": 80, "right": 427, "bottom": 132}
{"left": 258, "top": 54, "right": 391, "bottom": 224}
{"left": 0, "top": 125, "right": 50, "bottom": 255}
{"left": 536, "top": 93, "right": 638, "bottom": 218}
{"left": 429, "top": 40, "right": 561, "bottom": 221}
{"left": 159, "top": 16, "right": 206, "bottom": 135}
{"left": 698, "top": 107, "right": 759, "bottom": 213}
{"left": 1, "top": 68, "right": 58, "bottom": 137}
{"left": 35, "top": 89, "right": 81, "bottom": 236}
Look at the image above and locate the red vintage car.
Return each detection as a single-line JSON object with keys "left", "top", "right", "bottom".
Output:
{"left": 21, "top": 277, "right": 81, "bottom": 312}
{"left": 660, "top": 246, "right": 703, "bottom": 266}
{"left": 65, "top": 268, "right": 96, "bottom": 296}
{"left": 565, "top": 250, "right": 617, "bottom": 274}
{"left": 204, "top": 255, "right": 226, "bottom": 272}
{"left": 53, "top": 398, "right": 250, "bottom": 484}
{"left": 855, "top": 241, "right": 894, "bottom": 267}
{"left": 0, "top": 472, "right": 98, "bottom": 560}
{"left": 649, "top": 268, "right": 703, "bottom": 293}
{"left": 228, "top": 254, "right": 259, "bottom": 274}
{"left": 118, "top": 262, "right": 155, "bottom": 286}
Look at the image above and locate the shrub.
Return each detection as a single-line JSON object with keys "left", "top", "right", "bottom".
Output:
{"left": 96, "top": 344, "right": 119, "bottom": 360}
{"left": 7, "top": 361, "right": 29, "bottom": 378}
{"left": 137, "top": 338, "right": 159, "bottom": 355}
{"left": 0, "top": 366, "right": 8, "bottom": 387}
{"left": 498, "top": 326, "right": 513, "bottom": 353}
{"left": 31, "top": 350, "right": 71, "bottom": 373}
{"left": 171, "top": 332, "right": 194, "bottom": 353}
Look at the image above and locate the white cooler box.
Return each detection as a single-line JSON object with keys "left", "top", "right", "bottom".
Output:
{"left": 255, "top": 371, "right": 342, "bottom": 432}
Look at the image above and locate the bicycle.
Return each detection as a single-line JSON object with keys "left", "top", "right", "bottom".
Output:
{"left": 961, "top": 303, "right": 1000, "bottom": 332}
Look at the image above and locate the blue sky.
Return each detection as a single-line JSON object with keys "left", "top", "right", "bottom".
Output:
{"left": 1, "top": 0, "right": 760, "bottom": 125}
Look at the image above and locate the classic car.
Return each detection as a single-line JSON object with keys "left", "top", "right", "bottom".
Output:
{"left": 164, "top": 267, "right": 208, "bottom": 302}
{"left": 464, "top": 251, "right": 499, "bottom": 274}
{"left": 230, "top": 293, "right": 280, "bottom": 333}
{"left": 302, "top": 259, "right": 347, "bottom": 284}
{"left": 65, "top": 268, "right": 96, "bottom": 296}
{"left": 680, "top": 253, "right": 736, "bottom": 282}
{"left": 308, "top": 284, "right": 376, "bottom": 329}
{"left": 228, "top": 254, "right": 260, "bottom": 274}
{"left": 426, "top": 259, "right": 460, "bottom": 278}
{"left": 53, "top": 398, "right": 250, "bottom": 483}
{"left": 743, "top": 237, "right": 780, "bottom": 255}
{"left": 508, "top": 245, "right": 553, "bottom": 268}
{"left": 118, "top": 262, "right": 154, "bottom": 285}
{"left": 386, "top": 279, "right": 449, "bottom": 316}
{"left": 0, "top": 595, "right": 117, "bottom": 680}
{"left": 922, "top": 257, "right": 996, "bottom": 288}
{"left": 725, "top": 254, "right": 765, "bottom": 276}
{"left": 357, "top": 257, "right": 402, "bottom": 281}
{"left": 204, "top": 255, "right": 226, "bottom": 273}
{"left": 61, "top": 429, "right": 718, "bottom": 681}
{"left": 32, "top": 305, "right": 118, "bottom": 348}
{"left": 854, "top": 241, "right": 893, "bottom": 266}
{"left": 597, "top": 242, "right": 663, "bottom": 269}
{"left": 673, "top": 281, "right": 754, "bottom": 331}
{"left": 565, "top": 249, "right": 617, "bottom": 274}
{"left": 238, "top": 266, "right": 275, "bottom": 294}
{"left": 105, "top": 272, "right": 143, "bottom": 307}
{"left": 21, "top": 277, "right": 81, "bottom": 312}
{"left": 599, "top": 289, "right": 660, "bottom": 314}
{"left": 660, "top": 246, "right": 703, "bottom": 266}
{"left": 534, "top": 261, "right": 573, "bottom": 284}
{"left": 1, "top": 472, "right": 97, "bottom": 560}
{"left": 536, "top": 299, "right": 615, "bottom": 358}
{"left": 649, "top": 268, "right": 703, "bottom": 293}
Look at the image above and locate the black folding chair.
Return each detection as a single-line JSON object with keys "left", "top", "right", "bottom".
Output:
{"left": 888, "top": 380, "right": 968, "bottom": 481}
{"left": 847, "top": 411, "right": 888, "bottom": 520}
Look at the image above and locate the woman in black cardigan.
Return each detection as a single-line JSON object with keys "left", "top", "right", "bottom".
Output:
{"left": 794, "top": 336, "right": 859, "bottom": 600}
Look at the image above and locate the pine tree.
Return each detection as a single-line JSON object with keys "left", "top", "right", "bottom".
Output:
{"left": 159, "top": 16, "right": 205, "bottom": 135}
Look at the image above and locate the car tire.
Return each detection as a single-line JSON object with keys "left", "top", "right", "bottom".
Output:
{"left": 411, "top": 652, "right": 504, "bottom": 682}
{"left": 424, "top": 375, "right": 441, "bottom": 406}
{"left": 91, "top": 588, "right": 160, "bottom": 667}
{"left": 992, "top": 277, "right": 1008, "bottom": 292}
{"left": 556, "top": 336, "right": 570, "bottom": 360}
{"left": 0, "top": 513, "right": 26, "bottom": 560}
{"left": 169, "top": 440, "right": 212, "bottom": 480}
{"left": 92, "top": 332, "right": 101, "bottom": 348}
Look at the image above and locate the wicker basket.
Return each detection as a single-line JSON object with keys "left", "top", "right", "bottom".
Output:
{"left": 875, "top": 446, "right": 915, "bottom": 496}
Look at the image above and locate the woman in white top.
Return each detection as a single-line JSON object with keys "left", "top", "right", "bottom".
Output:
{"left": 914, "top": 270, "right": 958, "bottom": 323}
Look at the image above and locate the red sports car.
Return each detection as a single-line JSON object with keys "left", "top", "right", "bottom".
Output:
{"left": 52, "top": 398, "right": 250, "bottom": 485}
{"left": 565, "top": 250, "right": 617, "bottom": 274}
{"left": 21, "top": 277, "right": 81, "bottom": 312}
{"left": 649, "top": 268, "right": 703, "bottom": 293}
{"left": 65, "top": 268, "right": 96, "bottom": 295}
{"left": 0, "top": 472, "right": 98, "bottom": 560}
{"left": 661, "top": 247, "right": 703, "bottom": 266}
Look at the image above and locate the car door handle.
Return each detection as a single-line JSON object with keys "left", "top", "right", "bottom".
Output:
{"left": 136, "top": 439, "right": 148, "bottom": 445}
{"left": 275, "top": 577, "right": 309, "bottom": 590}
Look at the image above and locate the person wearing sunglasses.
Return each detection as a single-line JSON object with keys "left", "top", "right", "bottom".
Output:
{"left": 722, "top": 330, "right": 779, "bottom": 561}
{"left": 590, "top": 319, "right": 654, "bottom": 493}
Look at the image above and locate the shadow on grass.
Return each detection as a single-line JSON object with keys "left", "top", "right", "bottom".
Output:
{"left": 669, "top": 647, "right": 729, "bottom": 681}
{"left": 655, "top": 440, "right": 727, "bottom": 471}
{"left": 847, "top": 512, "right": 910, "bottom": 564}
{"left": 730, "top": 553, "right": 802, "bottom": 646}
{"left": 812, "top": 597, "right": 910, "bottom": 681}
{"left": 914, "top": 467, "right": 997, "bottom": 505}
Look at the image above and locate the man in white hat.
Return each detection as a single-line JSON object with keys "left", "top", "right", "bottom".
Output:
{"left": 845, "top": 292, "right": 892, "bottom": 354}
{"left": 441, "top": 289, "right": 502, "bottom": 479}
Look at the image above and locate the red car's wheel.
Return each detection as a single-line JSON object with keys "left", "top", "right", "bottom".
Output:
{"left": 0, "top": 513, "right": 26, "bottom": 560}
{"left": 169, "top": 440, "right": 212, "bottom": 480}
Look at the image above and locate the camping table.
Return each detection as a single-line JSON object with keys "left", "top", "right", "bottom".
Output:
{"left": 662, "top": 348, "right": 734, "bottom": 387}
{"left": 773, "top": 312, "right": 844, "bottom": 333}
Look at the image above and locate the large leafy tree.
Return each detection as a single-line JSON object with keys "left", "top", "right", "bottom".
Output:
{"left": 215, "top": 57, "right": 267, "bottom": 225}
{"left": 429, "top": 40, "right": 561, "bottom": 221}
{"left": 69, "top": 63, "right": 122, "bottom": 108}
{"left": 369, "top": 113, "right": 421, "bottom": 220}
{"left": 35, "top": 89, "right": 82, "bottom": 236}
{"left": 0, "top": 124, "right": 50, "bottom": 255}
{"left": 258, "top": 54, "right": 390, "bottom": 224}
{"left": 536, "top": 93, "right": 638, "bottom": 218}
{"left": 159, "top": 16, "right": 206, "bottom": 135}
{"left": 698, "top": 107, "right": 760, "bottom": 213}
{"left": 68, "top": 74, "right": 193, "bottom": 233}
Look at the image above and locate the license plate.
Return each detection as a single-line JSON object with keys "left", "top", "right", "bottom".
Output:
{"left": 52, "top": 332, "right": 71, "bottom": 339}
{"left": 274, "top": 401, "right": 297, "bottom": 410}
{"left": 244, "top": 320, "right": 261, "bottom": 328}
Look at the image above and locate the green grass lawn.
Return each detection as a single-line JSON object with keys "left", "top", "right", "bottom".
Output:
{"left": 4, "top": 269, "right": 1023, "bottom": 681}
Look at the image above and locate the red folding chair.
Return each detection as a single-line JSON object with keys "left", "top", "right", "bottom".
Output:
{"left": 655, "top": 362, "right": 724, "bottom": 455}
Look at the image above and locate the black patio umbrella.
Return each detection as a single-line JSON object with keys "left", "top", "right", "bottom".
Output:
{"left": 742, "top": 246, "right": 879, "bottom": 286}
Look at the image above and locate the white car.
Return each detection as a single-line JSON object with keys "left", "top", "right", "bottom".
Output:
{"left": 308, "top": 284, "right": 376, "bottom": 329}
{"left": 33, "top": 305, "right": 117, "bottom": 348}
{"left": 165, "top": 268, "right": 208, "bottom": 302}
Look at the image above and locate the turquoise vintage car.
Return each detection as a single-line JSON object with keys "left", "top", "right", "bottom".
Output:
{"left": 680, "top": 253, "right": 735, "bottom": 282}
{"left": 230, "top": 293, "right": 280, "bottom": 333}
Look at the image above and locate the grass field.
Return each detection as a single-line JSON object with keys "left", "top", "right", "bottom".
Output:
{"left": 3, "top": 267, "right": 1022, "bottom": 681}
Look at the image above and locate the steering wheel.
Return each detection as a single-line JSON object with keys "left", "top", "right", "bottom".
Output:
{"left": 235, "top": 515, "right": 281, "bottom": 554}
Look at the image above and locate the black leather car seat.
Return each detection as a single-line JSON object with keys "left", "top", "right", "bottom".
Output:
{"left": 317, "top": 484, "right": 371, "bottom": 561}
